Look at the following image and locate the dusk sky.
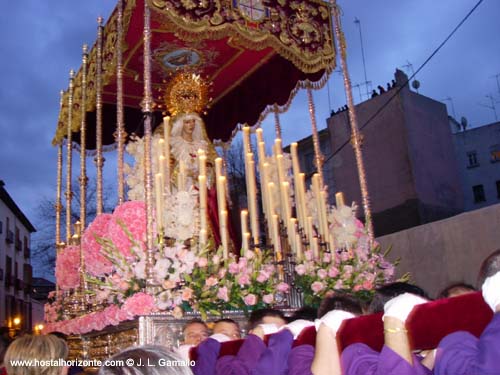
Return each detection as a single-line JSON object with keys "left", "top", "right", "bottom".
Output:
{"left": 0, "top": 0, "right": 499, "bottom": 233}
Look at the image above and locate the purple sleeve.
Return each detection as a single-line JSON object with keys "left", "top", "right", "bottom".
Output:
{"left": 435, "top": 313, "right": 500, "bottom": 375}
{"left": 287, "top": 344, "right": 314, "bottom": 375}
{"left": 251, "top": 329, "right": 293, "bottom": 375}
{"left": 215, "top": 334, "right": 266, "bottom": 375}
{"left": 193, "top": 338, "right": 221, "bottom": 375}
{"left": 342, "top": 343, "right": 418, "bottom": 375}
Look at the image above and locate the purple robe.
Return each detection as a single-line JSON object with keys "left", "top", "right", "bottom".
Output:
{"left": 341, "top": 343, "right": 432, "bottom": 375}
{"left": 193, "top": 338, "right": 221, "bottom": 375}
{"left": 434, "top": 312, "right": 500, "bottom": 375}
{"left": 287, "top": 344, "right": 314, "bottom": 375}
{"left": 215, "top": 334, "right": 266, "bottom": 375}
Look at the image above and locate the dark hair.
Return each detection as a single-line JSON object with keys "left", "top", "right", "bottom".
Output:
{"left": 367, "top": 282, "right": 429, "bottom": 313}
{"left": 478, "top": 249, "right": 500, "bottom": 287}
{"left": 214, "top": 318, "right": 239, "bottom": 326}
{"left": 287, "top": 307, "right": 318, "bottom": 322}
{"left": 317, "top": 294, "right": 363, "bottom": 318}
{"left": 437, "top": 282, "right": 476, "bottom": 299}
{"left": 182, "top": 318, "right": 207, "bottom": 333}
{"left": 247, "top": 308, "right": 286, "bottom": 331}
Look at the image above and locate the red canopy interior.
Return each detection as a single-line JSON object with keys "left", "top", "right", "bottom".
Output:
{"left": 54, "top": 0, "right": 335, "bottom": 149}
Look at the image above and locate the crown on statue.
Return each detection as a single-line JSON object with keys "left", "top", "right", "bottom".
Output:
{"left": 164, "top": 72, "right": 210, "bottom": 116}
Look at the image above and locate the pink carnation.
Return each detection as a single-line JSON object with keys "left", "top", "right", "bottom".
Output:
{"left": 311, "top": 281, "right": 325, "bottom": 293}
{"left": 197, "top": 257, "right": 208, "bottom": 267}
{"left": 107, "top": 201, "right": 147, "bottom": 257}
{"left": 328, "top": 266, "right": 339, "bottom": 278}
{"left": 244, "top": 294, "right": 257, "bottom": 306}
{"left": 181, "top": 287, "right": 194, "bottom": 301}
{"left": 82, "top": 213, "right": 113, "bottom": 276}
{"left": 317, "top": 269, "right": 327, "bottom": 279}
{"left": 237, "top": 273, "right": 251, "bottom": 286}
{"left": 295, "top": 264, "right": 307, "bottom": 275}
{"left": 263, "top": 294, "right": 274, "bottom": 304}
{"left": 256, "top": 270, "right": 270, "bottom": 283}
{"left": 205, "top": 276, "right": 218, "bottom": 287}
{"left": 217, "top": 286, "right": 229, "bottom": 302}
{"left": 121, "top": 292, "right": 156, "bottom": 318}
{"left": 276, "top": 282, "right": 290, "bottom": 293}
{"left": 55, "top": 245, "right": 80, "bottom": 290}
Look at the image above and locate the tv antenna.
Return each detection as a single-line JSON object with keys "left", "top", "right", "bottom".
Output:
{"left": 354, "top": 17, "right": 372, "bottom": 100}
{"left": 441, "top": 97, "right": 457, "bottom": 119}
{"left": 401, "top": 61, "right": 421, "bottom": 93}
{"left": 478, "top": 94, "right": 498, "bottom": 122}
{"left": 491, "top": 73, "right": 500, "bottom": 95}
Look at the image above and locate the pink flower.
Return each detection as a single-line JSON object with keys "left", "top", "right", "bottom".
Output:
{"left": 295, "top": 264, "right": 307, "bottom": 275}
{"left": 237, "top": 273, "right": 251, "bottom": 286}
{"left": 317, "top": 269, "right": 327, "bottom": 279}
{"left": 244, "top": 294, "right": 257, "bottom": 306}
{"left": 328, "top": 266, "right": 339, "bottom": 278}
{"left": 107, "top": 201, "right": 147, "bottom": 257}
{"left": 205, "top": 276, "right": 218, "bottom": 287}
{"left": 218, "top": 268, "right": 227, "bottom": 279}
{"left": 82, "top": 213, "right": 113, "bottom": 276}
{"left": 334, "top": 279, "right": 344, "bottom": 289}
{"left": 311, "top": 281, "right": 325, "bottom": 293}
{"left": 197, "top": 257, "right": 208, "bottom": 267}
{"left": 238, "top": 257, "right": 248, "bottom": 271}
{"left": 263, "top": 294, "right": 274, "bottom": 304}
{"left": 256, "top": 270, "right": 270, "bottom": 283}
{"left": 217, "top": 286, "right": 229, "bottom": 302}
{"left": 228, "top": 262, "right": 239, "bottom": 274}
{"left": 276, "top": 282, "right": 290, "bottom": 293}
{"left": 342, "top": 265, "right": 353, "bottom": 279}
{"left": 304, "top": 250, "right": 313, "bottom": 261}
{"left": 323, "top": 253, "right": 332, "bottom": 263}
{"left": 181, "top": 287, "right": 193, "bottom": 301}
{"left": 55, "top": 245, "right": 80, "bottom": 290}
{"left": 122, "top": 292, "right": 156, "bottom": 318}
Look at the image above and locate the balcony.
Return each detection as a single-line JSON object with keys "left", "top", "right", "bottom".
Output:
{"left": 24, "top": 246, "right": 30, "bottom": 259}
{"left": 5, "top": 274, "right": 13, "bottom": 287}
{"left": 6, "top": 230, "right": 14, "bottom": 244}
{"left": 15, "top": 239, "right": 22, "bottom": 251}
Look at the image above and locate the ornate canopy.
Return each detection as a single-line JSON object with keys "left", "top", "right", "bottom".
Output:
{"left": 53, "top": 0, "right": 335, "bottom": 149}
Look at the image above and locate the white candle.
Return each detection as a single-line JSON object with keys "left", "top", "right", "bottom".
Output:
{"left": 246, "top": 153, "right": 260, "bottom": 244}
{"left": 163, "top": 116, "right": 171, "bottom": 192}
{"left": 198, "top": 175, "right": 207, "bottom": 244}
{"left": 220, "top": 210, "right": 229, "bottom": 259}
{"left": 256, "top": 127, "right": 264, "bottom": 144}
{"left": 155, "top": 173, "right": 163, "bottom": 231}
{"left": 312, "top": 174, "right": 325, "bottom": 239}
{"left": 198, "top": 149, "right": 206, "bottom": 177}
{"left": 241, "top": 210, "right": 249, "bottom": 254}
{"left": 274, "top": 138, "right": 282, "bottom": 155}
{"left": 243, "top": 126, "right": 251, "bottom": 155}
{"left": 272, "top": 214, "right": 281, "bottom": 256}
{"left": 335, "top": 192, "right": 345, "bottom": 207}
{"left": 215, "top": 157, "right": 223, "bottom": 179}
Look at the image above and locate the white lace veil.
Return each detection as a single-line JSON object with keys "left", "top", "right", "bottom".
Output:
{"left": 170, "top": 113, "right": 204, "bottom": 141}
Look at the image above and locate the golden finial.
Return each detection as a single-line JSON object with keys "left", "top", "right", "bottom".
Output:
{"left": 82, "top": 44, "right": 88, "bottom": 54}
{"left": 97, "top": 16, "right": 103, "bottom": 25}
{"left": 164, "top": 72, "right": 210, "bottom": 116}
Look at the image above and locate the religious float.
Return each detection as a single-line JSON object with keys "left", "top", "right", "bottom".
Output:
{"left": 44, "top": 0, "right": 395, "bottom": 364}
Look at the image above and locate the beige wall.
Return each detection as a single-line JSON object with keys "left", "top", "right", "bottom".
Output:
{"left": 377, "top": 203, "right": 500, "bottom": 298}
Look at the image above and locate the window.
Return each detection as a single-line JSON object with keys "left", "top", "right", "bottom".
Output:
{"left": 490, "top": 145, "right": 500, "bottom": 162}
{"left": 0, "top": 220, "right": 2, "bottom": 234}
{"left": 473, "top": 184, "right": 486, "bottom": 203}
{"left": 467, "top": 151, "right": 479, "bottom": 168}
{"left": 496, "top": 180, "right": 500, "bottom": 199}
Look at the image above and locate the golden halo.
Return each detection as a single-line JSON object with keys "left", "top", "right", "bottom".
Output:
{"left": 164, "top": 72, "right": 210, "bottom": 116}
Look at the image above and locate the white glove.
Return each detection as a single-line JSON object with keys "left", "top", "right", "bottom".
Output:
{"left": 314, "top": 310, "right": 355, "bottom": 333}
{"left": 383, "top": 293, "right": 428, "bottom": 322}
{"left": 282, "top": 319, "right": 315, "bottom": 339}
{"left": 174, "top": 344, "right": 193, "bottom": 361}
{"left": 257, "top": 323, "right": 280, "bottom": 335}
{"left": 209, "top": 333, "right": 231, "bottom": 342}
{"left": 482, "top": 271, "right": 500, "bottom": 312}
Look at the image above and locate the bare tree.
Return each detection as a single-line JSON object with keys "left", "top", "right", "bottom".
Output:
{"left": 31, "top": 178, "right": 115, "bottom": 278}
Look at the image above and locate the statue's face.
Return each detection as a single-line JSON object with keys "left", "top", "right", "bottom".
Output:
{"left": 182, "top": 118, "right": 196, "bottom": 136}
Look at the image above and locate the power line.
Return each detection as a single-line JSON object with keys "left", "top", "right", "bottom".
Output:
{"left": 323, "top": 0, "right": 484, "bottom": 166}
